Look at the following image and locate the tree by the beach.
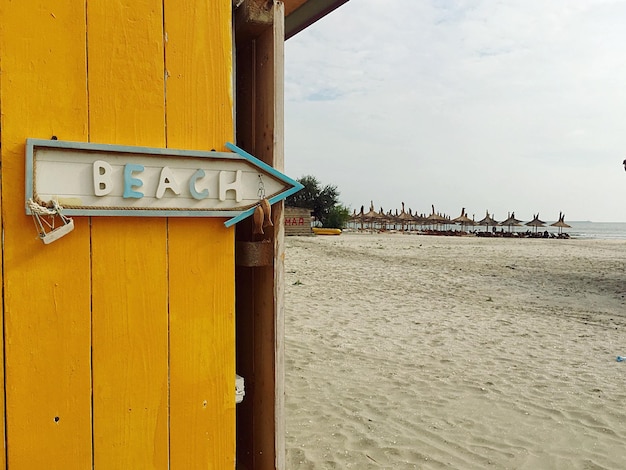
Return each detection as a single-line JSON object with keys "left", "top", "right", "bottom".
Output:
{"left": 325, "top": 205, "right": 351, "bottom": 229}
{"left": 286, "top": 175, "right": 350, "bottom": 228}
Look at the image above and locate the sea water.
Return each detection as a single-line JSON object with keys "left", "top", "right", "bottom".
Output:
{"left": 495, "top": 222, "right": 626, "bottom": 239}
{"left": 566, "top": 221, "right": 626, "bottom": 240}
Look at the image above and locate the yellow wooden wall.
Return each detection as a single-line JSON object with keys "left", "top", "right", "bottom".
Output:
{"left": 0, "top": 1, "right": 235, "bottom": 468}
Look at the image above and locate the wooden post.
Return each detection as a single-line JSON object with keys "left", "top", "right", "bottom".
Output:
{"left": 235, "top": 1, "right": 286, "bottom": 469}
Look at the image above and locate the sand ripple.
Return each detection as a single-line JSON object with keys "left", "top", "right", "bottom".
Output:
{"left": 285, "top": 234, "right": 626, "bottom": 469}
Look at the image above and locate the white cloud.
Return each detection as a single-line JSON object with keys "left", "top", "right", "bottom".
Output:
{"left": 285, "top": 0, "right": 626, "bottom": 222}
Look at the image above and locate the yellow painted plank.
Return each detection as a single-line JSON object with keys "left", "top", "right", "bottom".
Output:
{"left": 91, "top": 218, "right": 168, "bottom": 469}
{"left": 164, "top": 1, "right": 236, "bottom": 467}
{"left": 0, "top": 175, "right": 4, "bottom": 470}
{"left": 87, "top": 0, "right": 166, "bottom": 147}
{"left": 87, "top": 0, "right": 168, "bottom": 468}
{"left": 0, "top": 5, "right": 5, "bottom": 464}
{"left": 164, "top": 0, "right": 233, "bottom": 151}
{"left": 168, "top": 219, "right": 236, "bottom": 470}
{"left": 0, "top": 1, "right": 92, "bottom": 468}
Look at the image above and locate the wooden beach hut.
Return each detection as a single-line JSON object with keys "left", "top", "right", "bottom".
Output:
{"left": 284, "top": 206, "right": 313, "bottom": 236}
{"left": 0, "top": 1, "right": 347, "bottom": 469}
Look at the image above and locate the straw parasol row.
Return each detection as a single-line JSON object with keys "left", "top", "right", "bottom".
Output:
{"left": 348, "top": 204, "right": 572, "bottom": 236}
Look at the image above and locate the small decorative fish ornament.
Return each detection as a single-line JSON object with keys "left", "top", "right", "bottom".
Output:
{"left": 260, "top": 198, "right": 273, "bottom": 228}
{"left": 253, "top": 205, "right": 264, "bottom": 235}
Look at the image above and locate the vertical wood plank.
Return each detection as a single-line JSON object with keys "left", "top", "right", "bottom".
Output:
{"left": 0, "top": 10, "right": 6, "bottom": 461}
{"left": 164, "top": 1, "right": 236, "bottom": 467}
{"left": 235, "top": 264, "right": 255, "bottom": 467}
{"left": 87, "top": 0, "right": 169, "bottom": 468}
{"left": 266, "top": 7, "right": 286, "bottom": 469}
{"left": 0, "top": 169, "right": 4, "bottom": 470}
{"left": 168, "top": 220, "right": 235, "bottom": 469}
{"left": 163, "top": 0, "right": 233, "bottom": 151}
{"left": 0, "top": 1, "right": 92, "bottom": 468}
{"left": 234, "top": 37, "right": 263, "bottom": 470}
{"left": 91, "top": 219, "right": 168, "bottom": 469}
{"left": 86, "top": 0, "right": 166, "bottom": 146}
{"left": 235, "top": 2, "right": 286, "bottom": 468}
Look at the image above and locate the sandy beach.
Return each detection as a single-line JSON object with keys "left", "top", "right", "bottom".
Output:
{"left": 284, "top": 233, "right": 626, "bottom": 469}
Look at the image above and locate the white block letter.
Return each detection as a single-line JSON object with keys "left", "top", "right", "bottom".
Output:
{"left": 219, "top": 170, "right": 243, "bottom": 202}
{"left": 156, "top": 166, "right": 181, "bottom": 199}
{"left": 93, "top": 160, "right": 113, "bottom": 196}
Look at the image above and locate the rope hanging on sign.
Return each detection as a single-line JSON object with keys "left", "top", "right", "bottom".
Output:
{"left": 27, "top": 198, "right": 75, "bottom": 244}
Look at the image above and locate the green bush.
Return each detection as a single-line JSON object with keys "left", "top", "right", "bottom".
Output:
{"left": 324, "top": 205, "right": 351, "bottom": 229}
{"left": 286, "top": 175, "right": 348, "bottom": 228}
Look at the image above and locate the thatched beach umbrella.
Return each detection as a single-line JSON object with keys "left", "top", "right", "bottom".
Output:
{"left": 500, "top": 211, "right": 523, "bottom": 232}
{"left": 390, "top": 209, "right": 400, "bottom": 230}
{"left": 424, "top": 205, "right": 447, "bottom": 230}
{"left": 379, "top": 207, "right": 393, "bottom": 230}
{"left": 451, "top": 207, "right": 476, "bottom": 231}
{"left": 362, "top": 201, "right": 383, "bottom": 230}
{"left": 385, "top": 208, "right": 402, "bottom": 231}
{"left": 550, "top": 212, "right": 571, "bottom": 235}
{"left": 397, "top": 202, "right": 415, "bottom": 231}
{"left": 525, "top": 213, "right": 546, "bottom": 233}
{"left": 350, "top": 206, "right": 365, "bottom": 230}
{"left": 413, "top": 211, "right": 427, "bottom": 229}
{"left": 477, "top": 210, "right": 499, "bottom": 232}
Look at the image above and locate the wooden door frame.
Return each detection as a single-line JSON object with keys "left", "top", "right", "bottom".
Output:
{"left": 234, "top": 1, "right": 285, "bottom": 469}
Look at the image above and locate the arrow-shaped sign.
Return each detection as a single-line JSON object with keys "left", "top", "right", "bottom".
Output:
{"left": 25, "top": 138, "right": 303, "bottom": 227}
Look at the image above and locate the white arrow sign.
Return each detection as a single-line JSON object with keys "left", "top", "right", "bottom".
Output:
{"left": 25, "top": 139, "right": 302, "bottom": 227}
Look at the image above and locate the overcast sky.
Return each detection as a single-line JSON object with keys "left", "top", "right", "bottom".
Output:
{"left": 284, "top": 0, "right": 626, "bottom": 223}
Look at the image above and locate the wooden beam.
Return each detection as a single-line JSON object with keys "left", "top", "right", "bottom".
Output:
{"left": 285, "top": 0, "right": 349, "bottom": 39}
{"left": 235, "top": 0, "right": 274, "bottom": 41}
{"left": 236, "top": 0, "right": 350, "bottom": 41}
{"left": 235, "top": 2, "right": 285, "bottom": 469}
{"left": 283, "top": 0, "right": 308, "bottom": 17}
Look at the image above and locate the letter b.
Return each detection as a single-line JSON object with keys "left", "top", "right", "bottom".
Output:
{"left": 93, "top": 160, "right": 113, "bottom": 196}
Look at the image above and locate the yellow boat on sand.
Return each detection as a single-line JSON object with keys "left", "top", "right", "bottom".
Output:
{"left": 312, "top": 227, "right": 342, "bottom": 236}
